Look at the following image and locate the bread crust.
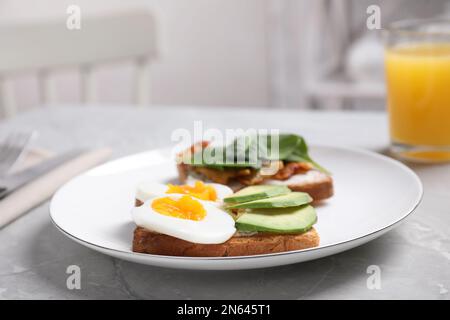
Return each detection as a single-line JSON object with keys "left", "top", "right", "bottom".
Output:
{"left": 132, "top": 226, "right": 319, "bottom": 257}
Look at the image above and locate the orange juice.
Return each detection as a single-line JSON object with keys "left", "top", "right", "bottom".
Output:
{"left": 385, "top": 43, "right": 450, "bottom": 161}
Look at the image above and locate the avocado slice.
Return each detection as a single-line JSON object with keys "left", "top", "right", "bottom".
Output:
{"left": 226, "top": 192, "right": 312, "bottom": 209}
{"left": 223, "top": 185, "right": 291, "bottom": 204}
{"left": 235, "top": 205, "right": 317, "bottom": 233}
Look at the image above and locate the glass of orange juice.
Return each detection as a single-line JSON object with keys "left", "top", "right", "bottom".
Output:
{"left": 384, "top": 19, "right": 450, "bottom": 162}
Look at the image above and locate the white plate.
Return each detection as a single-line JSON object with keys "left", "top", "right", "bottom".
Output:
{"left": 50, "top": 146, "right": 423, "bottom": 270}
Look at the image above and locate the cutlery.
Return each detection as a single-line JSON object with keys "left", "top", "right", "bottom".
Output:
{"left": 0, "top": 132, "right": 34, "bottom": 176}
{"left": 0, "top": 149, "right": 85, "bottom": 200}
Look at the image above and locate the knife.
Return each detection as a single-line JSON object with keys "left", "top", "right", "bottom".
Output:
{"left": 0, "top": 149, "right": 86, "bottom": 200}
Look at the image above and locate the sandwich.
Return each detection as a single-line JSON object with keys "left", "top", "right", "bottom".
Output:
{"left": 176, "top": 133, "right": 333, "bottom": 201}
{"left": 132, "top": 183, "right": 320, "bottom": 257}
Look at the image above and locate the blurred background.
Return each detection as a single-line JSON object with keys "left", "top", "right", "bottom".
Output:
{"left": 0, "top": 0, "right": 449, "bottom": 119}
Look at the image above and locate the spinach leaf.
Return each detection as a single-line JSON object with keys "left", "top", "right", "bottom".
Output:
{"left": 185, "top": 134, "right": 261, "bottom": 169}
{"left": 269, "top": 134, "right": 299, "bottom": 160}
{"left": 284, "top": 136, "right": 330, "bottom": 174}
{"left": 183, "top": 133, "right": 330, "bottom": 174}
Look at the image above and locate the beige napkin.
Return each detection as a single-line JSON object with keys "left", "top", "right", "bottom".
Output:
{"left": 0, "top": 148, "right": 112, "bottom": 228}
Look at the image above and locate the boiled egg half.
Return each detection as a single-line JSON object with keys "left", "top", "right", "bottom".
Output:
{"left": 135, "top": 180, "right": 233, "bottom": 206}
{"left": 132, "top": 194, "right": 236, "bottom": 244}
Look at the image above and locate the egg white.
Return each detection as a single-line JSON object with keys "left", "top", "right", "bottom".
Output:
{"left": 135, "top": 180, "right": 233, "bottom": 206}
{"left": 132, "top": 194, "right": 236, "bottom": 244}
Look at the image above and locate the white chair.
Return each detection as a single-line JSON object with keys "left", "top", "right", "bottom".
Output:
{"left": 0, "top": 9, "right": 157, "bottom": 118}
{"left": 302, "top": 0, "right": 386, "bottom": 110}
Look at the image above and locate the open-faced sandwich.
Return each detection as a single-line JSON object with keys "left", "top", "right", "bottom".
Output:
{"left": 176, "top": 133, "right": 333, "bottom": 201}
{"left": 132, "top": 182, "right": 319, "bottom": 257}
{"left": 131, "top": 133, "right": 330, "bottom": 257}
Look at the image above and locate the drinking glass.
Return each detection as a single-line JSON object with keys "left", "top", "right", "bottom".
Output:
{"left": 384, "top": 19, "right": 450, "bottom": 162}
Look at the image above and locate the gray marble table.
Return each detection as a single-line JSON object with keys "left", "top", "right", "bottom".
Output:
{"left": 0, "top": 106, "right": 449, "bottom": 299}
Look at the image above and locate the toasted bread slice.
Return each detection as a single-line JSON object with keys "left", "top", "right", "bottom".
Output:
{"left": 132, "top": 226, "right": 319, "bottom": 257}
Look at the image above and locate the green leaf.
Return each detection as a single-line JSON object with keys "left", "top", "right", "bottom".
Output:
{"left": 184, "top": 135, "right": 261, "bottom": 169}
{"left": 182, "top": 133, "right": 330, "bottom": 174}
{"left": 285, "top": 136, "right": 331, "bottom": 174}
{"left": 276, "top": 134, "right": 300, "bottom": 160}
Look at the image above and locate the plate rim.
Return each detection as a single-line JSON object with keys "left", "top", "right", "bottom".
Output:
{"left": 49, "top": 145, "right": 423, "bottom": 261}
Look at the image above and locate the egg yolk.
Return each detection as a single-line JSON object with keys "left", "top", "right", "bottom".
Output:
{"left": 151, "top": 195, "right": 206, "bottom": 221}
{"left": 166, "top": 181, "right": 217, "bottom": 201}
